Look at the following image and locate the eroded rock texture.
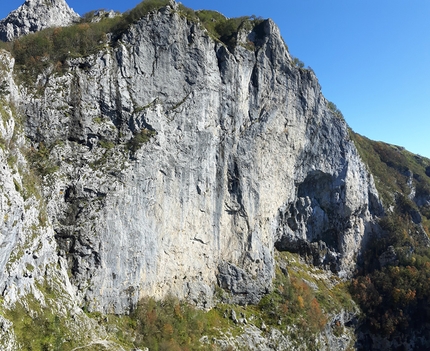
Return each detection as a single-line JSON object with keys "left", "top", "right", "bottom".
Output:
{"left": 0, "top": 0, "right": 79, "bottom": 41}
{"left": 0, "top": 2, "right": 382, "bottom": 316}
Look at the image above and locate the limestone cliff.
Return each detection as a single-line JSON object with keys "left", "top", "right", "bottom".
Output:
{"left": 0, "top": 1, "right": 384, "bottom": 349}
{"left": 2, "top": 1, "right": 380, "bottom": 313}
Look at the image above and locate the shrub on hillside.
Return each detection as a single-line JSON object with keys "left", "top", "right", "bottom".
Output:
{"left": 131, "top": 296, "right": 223, "bottom": 350}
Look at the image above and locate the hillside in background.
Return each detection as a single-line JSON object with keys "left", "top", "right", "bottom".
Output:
{"left": 0, "top": 1, "right": 429, "bottom": 350}
{"left": 349, "top": 132, "right": 430, "bottom": 349}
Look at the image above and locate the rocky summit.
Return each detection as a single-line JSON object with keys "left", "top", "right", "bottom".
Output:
{"left": 0, "top": 0, "right": 79, "bottom": 41}
{"left": 0, "top": 1, "right": 429, "bottom": 350}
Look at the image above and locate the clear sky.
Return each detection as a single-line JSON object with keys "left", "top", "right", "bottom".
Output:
{"left": 1, "top": 0, "right": 430, "bottom": 157}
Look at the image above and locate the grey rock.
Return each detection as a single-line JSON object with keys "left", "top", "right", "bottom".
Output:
{"left": 88, "top": 10, "right": 118, "bottom": 23}
{"left": 1, "top": 1, "right": 382, "bottom": 318}
{"left": 231, "top": 310, "right": 239, "bottom": 324}
{"left": 0, "top": 315, "right": 18, "bottom": 351}
{"left": 212, "top": 311, "right": 357, "bottom": 351}
{"left": 0, "top": 0, "right": 79, "bottom": 41}
{"left": 0, "top": 49, "right": 123, "bottom": 350}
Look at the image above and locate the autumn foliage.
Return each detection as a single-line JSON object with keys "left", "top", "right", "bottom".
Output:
{"left": 131, "top": 296, "right": 223, "bottom": 351}
{"left": 258, "top": 270, "right": 327, "bottom": 338}
{"left": 350, "top": 212, "right": 430, "bottom": 338}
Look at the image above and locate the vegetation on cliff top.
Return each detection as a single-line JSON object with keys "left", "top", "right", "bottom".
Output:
{"left": 0, "top": 0, "right": 267, "bottom": 83}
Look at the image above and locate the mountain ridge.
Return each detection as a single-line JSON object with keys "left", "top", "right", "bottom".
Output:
{"left": 0, "top": 1, "right": 429, "bottom": 350}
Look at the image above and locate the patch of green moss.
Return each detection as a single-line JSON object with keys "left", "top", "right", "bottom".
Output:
{"left": 134, "top": 99, "right": 158, "bottom": 113}
{"left": 88, "top": 144, "right": 128, "bottom": 174}
{"left": 26, "top": 141, "right": 60, "bottom": 179}
{"left": 0, "top": 136, "right": 6, "bottom": 150}
{"left": 5, "top": 246, "right": 24, "bottom": 268}
{"left": 12, "top": 178, "right": 21, "bottom": 192}
{"left": 0, "top": 101, "right": 10, "bottom": 126}
{"left": 0, "top": 41, "right": 12, "bottom": 52}
{"left": 92, "top": 116, "right": 103, "bottom": 124}
{"left": 167, "top": 93, "right": 191, "bottom": 113}
{"left": 22, "top": 170, "right": 42, "bottom": 201}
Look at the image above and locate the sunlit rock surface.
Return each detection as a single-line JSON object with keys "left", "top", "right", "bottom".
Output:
{"left": 0, "top": 3, "right": 383, "bottom": 350}
{"left": 0, "top": 0, "right": 79, "bottom": 41}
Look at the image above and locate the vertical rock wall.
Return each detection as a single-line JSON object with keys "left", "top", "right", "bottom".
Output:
{"left": 1, "top": 4, "right": 382, "bottom": 314}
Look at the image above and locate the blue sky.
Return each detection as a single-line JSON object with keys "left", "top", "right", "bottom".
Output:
{"left": 1, "top": 0, "right": 430, "bottom": 157}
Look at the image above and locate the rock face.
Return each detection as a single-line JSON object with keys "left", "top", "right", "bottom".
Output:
{"left": 0, "top": 0, "right": 381, "bottom": 319}
{"left": 0, "top": 0, "right": 79, "bottom": 41}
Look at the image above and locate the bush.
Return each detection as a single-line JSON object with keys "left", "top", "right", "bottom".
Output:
{"left": 194, "top": 10, "right": 264, "bottom": 50}
{"left": 127, "top": 128, "right": 156, "bottom": 154}
{"left": 131, "top": 296, "right": 222, "bottom": 350}
{"left": 258, "top": 265, "right": 327, "bottom": 338}
{"left": 327, "top": 101, "right": 344, "bottom": 120}
{"left": 125, "top": 0, "right": 170, "bottom": 23}
{"left": 292, "top": 57, "right": 305, "bottom": 68}
{"left": 110, "top": 0, "right": 171, "bottom": 39}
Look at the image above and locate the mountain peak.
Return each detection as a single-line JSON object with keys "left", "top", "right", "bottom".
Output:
{"left": 0, "top": 0, "right": 79, "bottom": 41}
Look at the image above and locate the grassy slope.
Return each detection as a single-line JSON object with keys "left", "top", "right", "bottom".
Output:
{"left": 350, "top": 131, "right": 430, "bottom": 232}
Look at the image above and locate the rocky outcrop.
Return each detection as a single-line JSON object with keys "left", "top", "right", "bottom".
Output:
{"left": 208, "top": 312, "right": 357, "bottom": 351}
{"left": 0, "top": 13, "right": 385, "bottom": 349}
{"left": 0, "top": 0, "right": 79, "bottom": 42}
{"left": 0, "top": 1, "right": 390, "bottom": 349}
{"left": 0, "top": 1, "right": 381, "bottom": 316}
